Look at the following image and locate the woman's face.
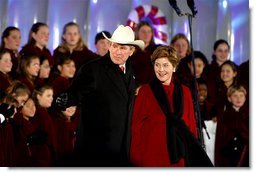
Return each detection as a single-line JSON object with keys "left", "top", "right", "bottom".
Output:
{"left": 27, "top": 58, "right": 40, "bottom": 77}
{"left": 138, "top": 25, "right": 153, "bottom": 46}
{"left": 220, "top": 64, "right": 237, "bottom": 84}
{"left": 58, "top": 60, "right": 76, "bottom": 78}
{"left": 21, "top": 98, "right": 36, "bottom": 119}
{"left": 32, "top": 26, "right": 49, "bottom": 48}
{"left": 63, "top": 25, "right": 80, "bottom": 47}
{"left": 188, "top": 58, "right": 205, "bottom": 78}
{"left": 0, "top": 52, "right": 12, "bottom": 74}
{"left": 214, "top": 43, "right": 229, "bottom": 65}
{"left": 154, "top": 57, "right": 174, "bottom": 86}
{"left": 172, "top": 38, "right": 189, "bottom": 59}
{"left": 39, "top": 59, "right": 51, "bottom": 79}
{"left": 37, "top": 89, "right": 53, "bottom": 108}
{"left": 4, "top": 30, "right": 21, "bottom": 51}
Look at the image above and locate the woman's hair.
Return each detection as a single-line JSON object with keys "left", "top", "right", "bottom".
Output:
{"left": 135, "top": 21, "right": 155, "bottom": 45}
{"left": 151, "top": 45, "right": 179, "bottom": 69}
{"left": 17, "top": 54, "right": 40, "bottom": 84}
{"left": 1, "top": 26, "right": 20, "bottom": 50}
{"left": 55, "top": 54, "right": 74, "bottom": 75}
{"left": 212, "top": 39, "right": 230, "bottom": 60}
{"left": 6, "top": 80, "right": 31, "bottom": 97}
{"left": 0, "top": 49, "right": 11, "bottom": 60}
{"left": 227, "top": 84, "right": 247, "bottom": 97}
{"left": 27, "top": 22, "right": 48, "bottom": 46}
{"left": 59, "top": 22, "right": 85, "bottom": 52}
{"left": 4, "top": 81, "right": 31, "bottom": 106}
{"left": 170, "top": 33, "right": 191, "bottom": 56}
{"left": 220, "top": 60, "right": 238, "bottom": 84}
{"left": 186, "top": 50, "right": 209, "bottom": 74}
{"left": 32, "top": 85, "right": 53, "bottom": 106}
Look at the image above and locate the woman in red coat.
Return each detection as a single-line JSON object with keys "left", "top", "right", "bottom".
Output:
{"left": 130, "top": 45, "right": 212, "bottom": 167}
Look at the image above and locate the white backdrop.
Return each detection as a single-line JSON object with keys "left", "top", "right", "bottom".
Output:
{"left": 0, "top": 0, "right": 250, "bottom": 65}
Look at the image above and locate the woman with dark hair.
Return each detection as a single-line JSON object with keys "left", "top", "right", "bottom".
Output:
{"left": 35, "top": 55, "right": 51, "bottom": 88}
{"left": 0, "top": 26, "right": 21, "bottom": 79}
{"left": 206, "top": 39, "right": 231, "bottom": 106}
{"left": 208, "top": 60, "right": 239, "bottom": 119}
{"left": 19, "top": 22, "right": 53, "bottom": 66}
{"left": 177, "top": 50, "right": 209, "bottom": 97}
{"left": 17, "top": 54, "right": 40, "bottom": 92}
{"left": 130, "top": 45, "right": 212, "bottom": 167}
{"left": 50, "top": 55, "right": 76, "bottom": 97}
{"left": 53, "top": 22, "right": 99, "bottom": 75}
{"left": 131, "top": 21, "right": 160, "bottom": 88}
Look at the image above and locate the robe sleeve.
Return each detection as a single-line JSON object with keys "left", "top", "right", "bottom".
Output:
{"left": 130, "top": 85, "right": 148, "bottom": 166}
{"left": 181, "top": 85, "right": 198, "bottom": 137}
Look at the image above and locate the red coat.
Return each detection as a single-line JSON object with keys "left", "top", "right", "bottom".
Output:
{"left": 130, "top": 82, "right": 197, "bottom": 167}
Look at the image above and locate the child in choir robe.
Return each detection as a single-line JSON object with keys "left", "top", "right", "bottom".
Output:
{"left": 215, "top": 85, "right": 249, "bottom": 167}
{"left": 31, "top": 85, "right": 56, "bottom": 166}
{"left": 0, "top": 26, "right": 21, "bottom": 79}
{"left": 0, "top": 81, "right": 30, "bottom": 166}
{"left": 0, "top": 50, "right": 13, "bottom": 92}
{"left": 17, "top": 54, "right": 40, "bottom": 92}
{"left": 19, "top": 22, "right": 53, "bottom": 66}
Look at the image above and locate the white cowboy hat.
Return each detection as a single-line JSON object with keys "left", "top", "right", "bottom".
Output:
{"left": 102, "top": 25, "right": 145, "bottom": 49}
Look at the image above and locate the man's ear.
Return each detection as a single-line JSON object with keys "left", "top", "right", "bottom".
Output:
{"left": 57, "top": 65, "right": 62, "bottom": 72}
{"left": 228, "top": 96, "right": 232, "bottom": 103}
{"left": 129, "top": 46, "right": 136, "bottom": 56}
{"left": 173, "top": 67, "right": 176, "bottom": 72}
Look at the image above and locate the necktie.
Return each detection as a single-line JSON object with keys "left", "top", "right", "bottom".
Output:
{"left": 120, "top": 66, "right": 125, "bottom": 73}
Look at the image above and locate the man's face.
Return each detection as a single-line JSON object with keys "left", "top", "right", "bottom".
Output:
{"left": 109, "top": 43, "right": 135, "bottom": 65}
{"left": 95, "top": 38, "right": 111, "bottom": 56}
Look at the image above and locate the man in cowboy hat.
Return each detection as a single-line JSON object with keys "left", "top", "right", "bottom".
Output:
{"left": 55, "top": 25, "right": 144, "bottom": 166}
